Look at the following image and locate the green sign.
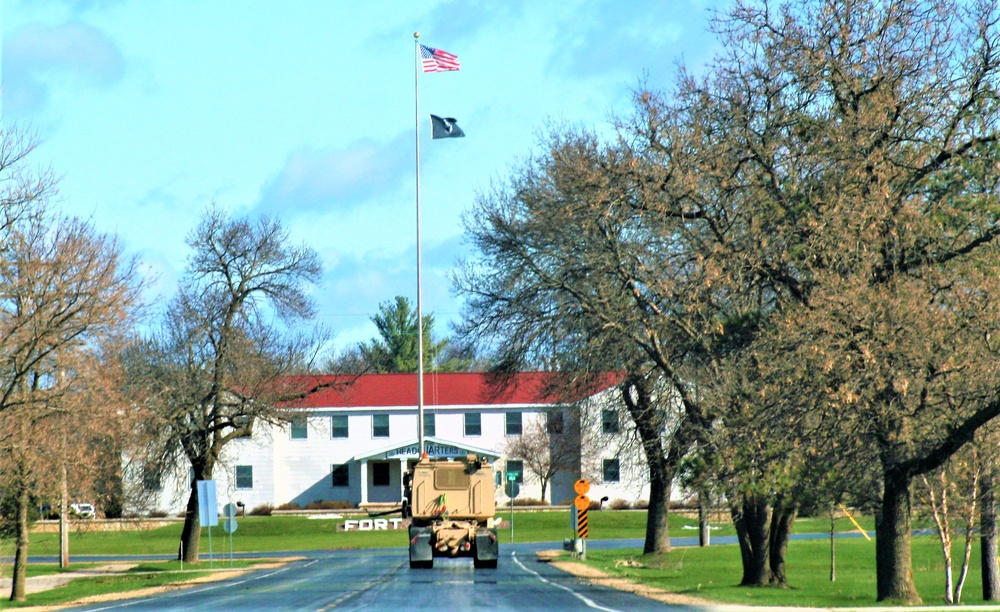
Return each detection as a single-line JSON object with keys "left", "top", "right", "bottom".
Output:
{"left": 507, "top": 472, "right": 519, "bottom": 481}
{"left": 505, "top": 481, "right": 520, "bottom": 499}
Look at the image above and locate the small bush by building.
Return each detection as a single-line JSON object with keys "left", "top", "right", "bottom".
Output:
{"left": 609, "top": 498, "right": 631, "bottom": 510}
{"left": 304, "top": 500, "right": 353, "bottom": 510}
{"left": 511, "top": 497, "right": 548, "bottom": 507}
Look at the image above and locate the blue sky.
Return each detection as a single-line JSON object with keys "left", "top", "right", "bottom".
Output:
{"left": 1, "top": 0, "right": 724, "bottom": 357}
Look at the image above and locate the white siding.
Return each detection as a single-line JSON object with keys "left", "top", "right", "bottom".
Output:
{"left": 136, "top": 390, "right": 661, "bottom": 515}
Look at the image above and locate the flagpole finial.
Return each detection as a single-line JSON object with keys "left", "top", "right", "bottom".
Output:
{"left": 414, "top": 32, "right": 420, "bottom": 39}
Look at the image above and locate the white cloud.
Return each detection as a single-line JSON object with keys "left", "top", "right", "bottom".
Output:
{"left": 5, "top": 21, "right": 125, "bottom": 113}
{"left": 256, "top": 132, "right": 412, "bottom": 215}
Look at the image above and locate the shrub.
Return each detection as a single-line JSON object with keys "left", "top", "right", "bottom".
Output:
{"left": 511, "top": 497, "right": 547, "bottom": 506}
{"left": 276, "top": 502, "right": 301, "bottom": 511}
{"left": 304, "top": 500, "right": 353, "bottom": 510}
{"left": 669, "top": 498, "right": 700, "bottom": 510}
{"left": 0, "top": 496, "right": 41, "bottom": 538}
{"left": 102, "top": 504, "right": 123, "bottom": 520}
{"left": 633, "top": 499, "right": 649, "bottom": 510}
{"left": 249, "top": 503, "right": 273, "bottom": 516}
{"left": 609, "top": 498, "right": 631, "bottom": 510}
{"left": 148, "top": 510, "right": 169, "bottom": 518}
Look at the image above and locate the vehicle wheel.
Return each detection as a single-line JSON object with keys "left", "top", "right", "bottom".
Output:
{"left": 409, "top": 559, "right": 433, "bottom": 569}
{"left": 473, "top": 557, "right": 497, "bottom": 569}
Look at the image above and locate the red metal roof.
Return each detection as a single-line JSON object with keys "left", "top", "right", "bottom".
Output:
{"left": 281, "top": 372, "right": 619, "bottom": 409}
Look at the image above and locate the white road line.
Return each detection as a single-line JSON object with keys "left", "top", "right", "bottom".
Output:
{"left": 511, "top": 552, "right": 621, "bottom": 612}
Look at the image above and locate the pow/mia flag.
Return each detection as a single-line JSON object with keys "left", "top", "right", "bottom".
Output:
{"left": 430, "top": 115, "right": 465, "bottom": 139}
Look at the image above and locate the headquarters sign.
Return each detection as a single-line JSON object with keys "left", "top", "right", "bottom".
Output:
{"left": 386, "top": 442, "right": 465, "bottom": 458}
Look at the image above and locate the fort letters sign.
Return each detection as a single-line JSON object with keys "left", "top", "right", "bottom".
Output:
{"left": 338, "top": 518, "right": 406, "bottom": 532}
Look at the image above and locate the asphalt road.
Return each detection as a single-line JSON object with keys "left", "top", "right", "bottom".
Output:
{"left": 65, "top": 541, "right": 705, "bottom": 612}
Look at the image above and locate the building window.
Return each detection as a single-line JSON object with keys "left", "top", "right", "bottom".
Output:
{"left": 546, "top": 410, "right": 564, "bottom": 434}
{"left": 233, "top": 414, "right": 251, "bottom": 437}
{"left": 373, "top": 462, "right": 390, "bottom": 486}
{"left": 464, "top": 412, "right": 481, "bottom": 436}
{"left": 603, "top": 459, "right": 621, "bottom": 483}
{"left": 290, "top": 416, "right": 308, "bottom": 439}
{"left": 331, "top": 414, "right": 349, "bottom": 438}
{"left": 331, "top": 464, "right": 349, "bottom": 487}
{"left": 505, "top": 411, "right": 522, "bottom": 436}
{"left": 423, "top": 412, "right": 436, "bottom": 437}
{"left": 235, "top": 465, "right": 253, "bottom": 489}
{"left": 372, "top": 414, "right": 390, "bottom": 438}
{"left": 506, "top": 460, "right": 524, "bottom": 484}
{"left": 142, "top": 466, "right": 162, "bottom": 492}
{"left": 602, "top": 409, "right": 620, "bottom": 434}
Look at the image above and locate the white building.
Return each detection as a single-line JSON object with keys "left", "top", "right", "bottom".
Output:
{"left": 145, "top": 372, "right": 654, "bottom": 514}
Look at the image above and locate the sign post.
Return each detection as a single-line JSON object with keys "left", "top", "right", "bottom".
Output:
{"left": 573, "top": 479, "right": 590, "bottom": 559}
{"left": 196, "top": 480, "right": 218, "bottom": 568}
{"left": 222, "top": 503, "right": 239, "bottom": 567}
{"left": 506, "top": 472, "right": 520, "bottom": 543}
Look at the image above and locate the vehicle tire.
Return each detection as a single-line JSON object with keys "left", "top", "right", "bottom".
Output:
{"left": 409, "top": 559, "right": 433, "bottom": 569}
{"left": 473, "top": 557, "right": 497, "bottom": 569}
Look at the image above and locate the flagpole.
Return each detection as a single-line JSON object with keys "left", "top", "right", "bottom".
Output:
{"left": 414, "top": 32, "right": 426, "bottom": 458}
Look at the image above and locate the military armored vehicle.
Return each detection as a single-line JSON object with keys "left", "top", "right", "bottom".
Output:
{"left": 403, "top": 453, "right": 499, "bottom": 569}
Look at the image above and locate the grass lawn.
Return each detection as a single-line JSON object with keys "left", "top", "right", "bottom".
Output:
{"left": 15, "top": 510, "right": 704, "bottom": 557}
{"left": 18, "top": 509, "right": 873, "bottom": 556}
{"left": 0, "top": 561, "right": 261, "bottom": 609}
{"left": 0, "top": 509, "right": 978, "bottom": 608}
{"left": 578, "top": 532, "right": 991, "bottom": 607}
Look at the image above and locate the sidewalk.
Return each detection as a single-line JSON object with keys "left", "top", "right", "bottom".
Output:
{"left": 0, "top": 563, "right": 137, "bottom": 595}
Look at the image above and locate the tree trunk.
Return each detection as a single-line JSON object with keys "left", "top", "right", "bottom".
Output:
{"left": 9, "top": 487, "right": 29, "bottom": 602}
{"left": 875, "top": 470, "right": 921, "bottom": 603}
{"left": 60, "top": 463, "right": 69, "bottom": 569}
{"left": 731, "top": 493, "right": 772, "bottom": 586}
{"left": 830, "top": 507, "right": 836, "bottom": 582}
{"left": 643, "top": 464, "right": 672, "bottom": 554}
{"left": 698, "top": 490, "right": 710, "bottom": 547}
{"left": 620, "top": 377, "right": 677, "bottom": 555}
{"left": 768, "top": 497, "right": 797, "bottom": 587}
{"left": 178, "top": 479, "right": 202, "bottom": 563}
{"left": 178, "top": 457, "right": 215, "bottom": 563}
{"left": 982, "top": 465, "right": 1000, "bottom": 601}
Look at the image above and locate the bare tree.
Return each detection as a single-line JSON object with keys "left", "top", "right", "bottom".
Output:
{"left": 917, "top": 451, "right": 980, "bottom": 604}
{"left": 0, "top": 127, "right": 143, "bottom": 599}
{"left": 127, "top": 207, "right": 324, "bottom": 563}
{"left": 618, "top": 0, "right": 1000, "bottom": 601}
{"left": 455, "top": 128, "right": 714, "bottom": 555}
{"left": 503, "top": 404, "right": 597, "bottom": 503}
{"left": 461, "top": 0, "right": 1000, "bottom": 600}
{"left": 0, "top": 347, "right": 134, "bottom": 602}
{"left": 980, "top": 424, "right": 1000, "bottom": 600}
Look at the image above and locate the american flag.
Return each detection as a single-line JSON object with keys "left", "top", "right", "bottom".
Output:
{"left": 420, "top": 44, "right": 460, "bottom": 72}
